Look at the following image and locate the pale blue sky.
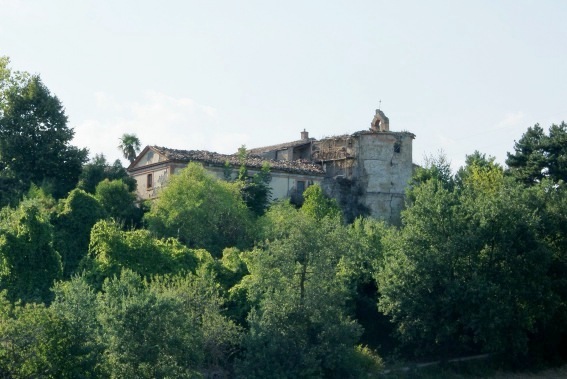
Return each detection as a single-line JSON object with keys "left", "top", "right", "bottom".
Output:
{"left": 2, "top": 0, "right": 566, "bottom": 170}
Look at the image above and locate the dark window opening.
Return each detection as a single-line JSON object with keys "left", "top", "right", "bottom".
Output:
{"left": 394, "top": 142, "right": 401, "bottom": 153}
{"left": 297, "top": 180, "right": 305, "bottom": 194}
{"left": 147, "top": 173, "right": 153, "bottom": 189}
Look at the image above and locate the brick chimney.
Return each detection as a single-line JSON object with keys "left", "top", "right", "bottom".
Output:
{"left": 301, "top": 129, "right": 309, "bottom": 140}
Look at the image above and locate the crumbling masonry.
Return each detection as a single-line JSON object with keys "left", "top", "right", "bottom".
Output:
{"left": 249, "top": 109, "right": 415, "bottom": 224}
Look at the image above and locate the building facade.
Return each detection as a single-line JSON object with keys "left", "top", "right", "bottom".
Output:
{"left": 127, "top": 146, "right": 325, "bottom": 202}
{"left": 127, "top": 110, "right": 415, "bottom": 224}
{"left": 248, "top": 110, "right": 415, "bottom": 224}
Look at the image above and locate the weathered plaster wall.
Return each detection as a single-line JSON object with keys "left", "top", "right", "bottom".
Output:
{"left": 133, "top": 161, "right": 322, "bottom": 204}
{"left": 356, "top": 132, "right": 413, "bottom": 224}
{"left": 179, "top": 165, "right": 322, "bottom": 201}
{"left": 131, "top": 150, "right": 165, "bottom": 168}
{"left": 317, "top": 131, "right": 413, "bottom": 224}
{"left": 133, "top": 167, "right": 169, "bottom": 200}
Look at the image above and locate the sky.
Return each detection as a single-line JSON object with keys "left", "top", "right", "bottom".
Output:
{"left": 1, "top": 0, "right": 566, "bottom": 170}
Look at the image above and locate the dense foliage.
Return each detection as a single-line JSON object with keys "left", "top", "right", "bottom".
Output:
{"left": 78, "top": 154, "right": 136, "bottom": 194}
{"left": 0, "top": 58, "right": 88, "bottom": 202}
{"left": 0, "top": 199, "right": 62, "bottom": 303}
{"left": 506, "top": 122, "right": 567, "bottom": 184}
{"left": 145, "top": 162, "right": 254, "bottom": 256}
{"left": 379, "top": 165, "right": 553, "bottom": 358}
{"left": 0, "top": 59, "right": 566, "bottom": 376}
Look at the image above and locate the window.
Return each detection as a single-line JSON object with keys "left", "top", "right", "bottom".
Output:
{"left": 147, "top": 173, "right": 153, "bottom": 189}
{"left": 296, "top": 180, "right": 305, "bottom": 194}
{"left": 394, "top": 142, "right": 401, "bottom": 153}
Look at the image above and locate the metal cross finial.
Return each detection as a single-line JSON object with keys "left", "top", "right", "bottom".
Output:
{"left": 378, "top": 100, "right": 381, "bottom": 110}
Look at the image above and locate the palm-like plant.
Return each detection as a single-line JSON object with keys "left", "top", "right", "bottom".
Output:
{"left": 118, "top": 133, "right": 141, "bottom": 163}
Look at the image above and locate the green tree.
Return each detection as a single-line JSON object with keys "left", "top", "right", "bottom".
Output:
{"left": 455, "top": 151, "right": 502, "bottom": 188}
{"left": 96, "top": 270, "right": 240, "bottom": 378}
{"left": 236, "top": 203, "right": 363, "bottom": 377}
{"left": 95, "top": 178, "right": 141, "bottom": 226}
{"left": 145, "top": 162, "right": 253, "bottom": 256}
{"left": 0, "top": 292, "right": 76, "bottom": 378}
{"left": 78, "top": 154, "right": 136, "bottom": 194}
{"left": 341, "top": 218, "right": 393, "bottom": 353}
{"left": 411, "top": 152, "right": 454, "bottom": 190}
{"left": 50, "top": 276, "right": 102, "bottom": 377}
{"left": 524, "top": 180, "right": 567, "bottom": 361}
{"left": 300, "top": 183, "right": 341, "bottom": 221}
{"left": 232, "top": 146, "right": 272, "bottom": 217}
{"left": 240, "top": 162, "right": 272, "bottom": 217}
{"left": 118, "top": 133, "right": 141, "bottom": 164}
{"left": 96, "top": 270, "right": 202, "bottom": 378}
{"left": 82, "top": 220, "right": 204, "bottom": 287}
{"left": 0, "top": 199, "right": 62, "bottom": 303}
{"left": 53, "top": 189, "right": 105, "bottom": 278}
{"left": 377, "top": 166, "right": 553, "bottom": 359}
{"left": 506, "top": 122, "right": 567, "bottom": 184}
{"left": 0, "top": 61, "right": 88, "bottom": 199}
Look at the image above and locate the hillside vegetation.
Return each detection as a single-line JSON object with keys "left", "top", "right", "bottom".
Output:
{"left": 1, "top": 57, "right": 566, "bottom": 378}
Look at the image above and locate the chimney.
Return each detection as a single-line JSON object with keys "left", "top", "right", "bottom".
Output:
{"left": 301, "top": 129, "right": 309, "bottom": 140}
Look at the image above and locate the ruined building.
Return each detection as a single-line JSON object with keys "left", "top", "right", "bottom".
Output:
{"left": 127, "top": 109, "right": 415, "bottom": 224}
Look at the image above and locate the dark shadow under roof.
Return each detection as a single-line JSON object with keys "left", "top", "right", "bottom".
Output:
{"left": 247, "top": 138, "right": 315, "bottom": 154}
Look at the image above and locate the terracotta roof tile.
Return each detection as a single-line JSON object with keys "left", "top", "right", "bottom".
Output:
{"left": 151, "top": 146, "right": 325, "bottom": 175}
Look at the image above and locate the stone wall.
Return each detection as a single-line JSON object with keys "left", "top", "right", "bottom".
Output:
{"left": 316, "top": 131, "right": 414, "bottom": 225}
{"left": 355, "top": 132, "right": 413, "bottom": 225}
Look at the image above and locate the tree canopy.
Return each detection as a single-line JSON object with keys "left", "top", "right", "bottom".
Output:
{"left": 145, "top": 162, "right": 253, "bottom": 256}
{"left": 506, "top": 122, "right": 567, "bottom": 184}
{"left": 78, "top": 154, "right": 136, "bottom": 194}
{"left": 118, "top": 133, "right": 141, "bottom": 164}
{"left": 0, "top": 199, "right": 62, "bottom": 303}
{"left": 236, "top": 202, "right": 365, "bottom": 377}
{"left": 378, "top": 161, "right": 561, "bottom": 360}
{"left": 0, "top": 57, "right": 88, "bottom": 201}
{"left": 0, "top": 60, "right": 566, "bottom": 377}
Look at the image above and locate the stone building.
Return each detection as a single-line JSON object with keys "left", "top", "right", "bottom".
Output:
{"left": 127, "top": 110, "right": 415, "bottom": 224}
{"left": 127, "top": 146, "right": 325, "bottom": 202}
{"left": 248, "top": 109, "right": 415, "bottom": 224}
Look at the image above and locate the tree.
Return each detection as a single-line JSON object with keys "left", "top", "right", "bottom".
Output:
{"left": 82, "top": 220, "right": 204, "bottom": 287}
{"left": 232, "top": 146, "right": 272, "bottom": 217}
{"left": 95, "top": 178, "right": 141, "bottom": 227}
{"left": 341, "top": 218, "right": 393, "bottom": 353}
{"left": 78, "top": 154, "right": 136, "bottom": 194}
{"left": 50, "top": 276, "right": 103, "bottom": 377}
{"left": 407, "top": 152, "right": 455, "bottom": 207}
{"left": 377, "top": 166, "right": 553, "bottom": 360}
{"left": 300, "top": 183, "right": 342, "bottom": 221}
{"left": 239, "top": 162, "right": 272, "bottom": 217}
{"left": 455, "top": 150, "right": 502, "bottom": 188}
{"left": 0, "top": 60, "right": 88, "bottom": 199}
{"left": 96, "top": 270, "right": 202, "bottom": 378}
{"left": 0, "top": 199, "right": 62, "bottom": 303}
{"left": 0, "top": 292, "right": 75, "bottom": 378}
{"left": 96, "top": 270, "right": 240, "bottom": 378}
{"left": 506, "top": 122, "right": 567, "bottom": 184}
{"left": 53, "top": 189, "right": 105, "bottom": 278}
{"left": 118, "top": 133, "right": 141, "bottom": 164}
{"left": 523, "top": 180, "right": 567, "bottom": 361}
{"left": 145, "top": 162, "right": 253, "bottom": 256}
{"left": 236, "top": 203, "right": 364, "bottom": 377}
